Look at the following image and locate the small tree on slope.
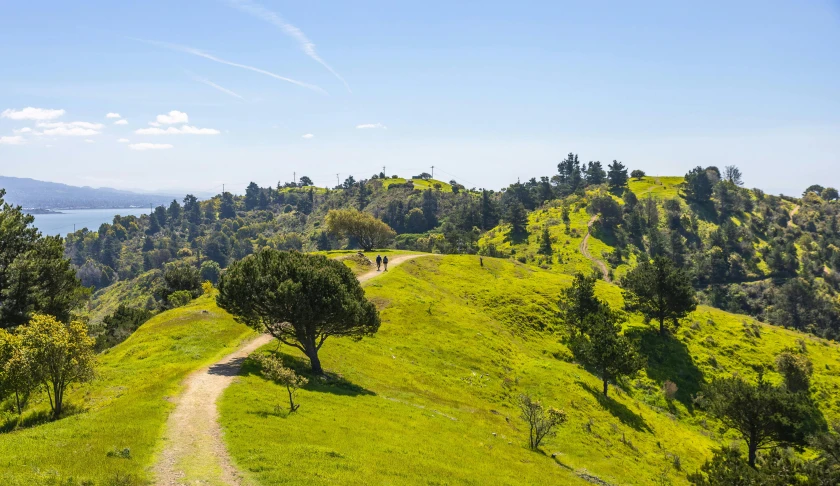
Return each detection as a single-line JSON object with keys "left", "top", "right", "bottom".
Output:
{"left": 621, "top": 256, "right": 696, "bottom": 336}
{"left": 257, "top": 354, "right": 308, "bottom": 412}
{"left": 325, "top": 209, "right": 396, "bottom": 252}
{"left": 517, "top": 394, "right": 567, "bottom": 451}
{"left": 217, "top": 249, "right": 380, "bottom": 375}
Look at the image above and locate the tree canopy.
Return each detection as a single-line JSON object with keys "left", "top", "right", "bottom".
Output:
{"left": 217, "top": 249, "right": 380, "bottom": 374}
{"left": 621, "top": 256, "right": 697, "bottom": 335}
{"left": 325, "top": 209, "right": 396, "bottom": 252}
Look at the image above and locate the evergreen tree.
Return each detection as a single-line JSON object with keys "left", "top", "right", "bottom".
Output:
{"left": 505, "top": 200, "right": 528, "bottom": 236}
{"left": 607, "top": 160, "right": 629, "bottom": 190}
{"left": 584, "top": 161, "right": 606, "bottom": 185}
{"left": 684, "top": 166, "right": 714, "bottom": 203}
{"left": 183, "top": 194, "right": 201, "bottom": 224}
{"left": 557, "top": 153, "right": 583, "bottom": 194}
{"left": 244, "top": 182, "right": 260, "bottom": 210}
{"left": 538, "top": 226, "right": 553, "bottom": 256}
{"left": 167, "top": 199, "right": 181, "bottom": 222}
{"left": 621, "top": 256, "right": 697, "bottom": 335}
{"left": 702, "top": 374, "right": 825, "bottom": 467}
{"left": 219, "top": 192, "right": 236, "bottom": 219}
{"left": 567, "top": 305, "right": 644, "bottom": 397}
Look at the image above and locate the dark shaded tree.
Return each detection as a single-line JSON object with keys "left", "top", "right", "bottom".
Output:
{"left": 217, "top": 249, "right": 380, "bottom": 374}
{"left": 607, "top": 160, "right": 629, "bottom": 190}
{"left": 621, "top": 256, "right": 697, "bottom": 335}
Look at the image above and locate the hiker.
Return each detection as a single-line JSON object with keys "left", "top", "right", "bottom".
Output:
{"left": 376, "top": 254, "right": 382, "bottom": 271}
{"left": 383, "top": 255, "right": 389, "bottom": 271}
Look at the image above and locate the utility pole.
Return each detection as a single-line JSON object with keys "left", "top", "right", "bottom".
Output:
{"left": 382, "top": 166, "right": 386, "bottom": 177}
{"left": 336, "top": 173, "right": 340, "bottom": 187}
{"left": 431, "top": 165, "right": 435, "bottom": 179}
{"left": 222, "top": 183, "right": 225, "bottom": 194}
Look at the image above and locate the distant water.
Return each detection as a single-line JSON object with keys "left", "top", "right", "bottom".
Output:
{"left": 30, "top": 207, "right": 151, "bottom": 237}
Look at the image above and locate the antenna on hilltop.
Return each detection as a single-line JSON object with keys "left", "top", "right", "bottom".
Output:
{"left": 431, "top": 165, "right": 435, "bottom": 178}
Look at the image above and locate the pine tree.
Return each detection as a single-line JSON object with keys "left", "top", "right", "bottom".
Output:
{"left": 621, "top": 256, "right": 697, "bottom": 335}
{"left": 607, "top": 160, "right": 629, "bottom": 190}
{"left": 505, "top": 201, "right": 528, "bottom": 236}
{"left": 538, "top": 226, "right": 553, "bottom": 256}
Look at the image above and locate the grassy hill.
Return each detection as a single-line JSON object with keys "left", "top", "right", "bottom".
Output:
{"left": 218, "top": 255, "right": 840, "bottom": 485}
{"left": 0, "top": 295, "right": 255, "bottom": 485}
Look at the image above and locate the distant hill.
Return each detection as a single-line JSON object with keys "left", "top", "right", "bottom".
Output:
{"left": 0, "top": 176, "right": 178, "bottom": 209}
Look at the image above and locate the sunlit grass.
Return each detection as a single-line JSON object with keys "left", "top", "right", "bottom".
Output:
{"left": 219, "top": 255, "right": 840, "bottom": 485}
{"left": 0, "top": 295, "right": 255, "bottom": 485}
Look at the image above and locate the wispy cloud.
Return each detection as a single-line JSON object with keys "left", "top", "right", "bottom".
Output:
{"left": 13, "top": 127, "right": 32, "bottom": 134}
{"left": 106, "top": 113, "right": 122, "bottom": 119}
{"left": 301, "top": 133, "right": 314, "bottom": 139}
{"left": 194, "top": 76, "right": 245, "bottom": 101}
{"left": 38, "top": 121, "right": 104, "bottom": 130}
{"left": 114, "top": 119, "right": 129, "bottom": 125}
{"left": 135, "top": 38, "right": 327, "bottom": 94}
{"left": 117, "top": 138, "right": 130, "bottom": 143}
{"left": 135, "top": 125, "right": 220, "bottom": 135}
{"left": 225, "top": 0, "right": 351, "bottom": 93}
{"left": 356, "top": 123, "right": 387, "bottom": 129}
{"left": 129, "top": 143, "right": 173, "bottom": 151}
{"left": 0, "top": 135, "right": 25, "bottom": 145}
{"left": 1, "top": 107, "right": 65, "bottom": 121}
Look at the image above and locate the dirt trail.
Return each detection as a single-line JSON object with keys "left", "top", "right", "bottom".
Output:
{"left": 788, "top": 204, "right": 800, "bottom": 227}
{"left": 153, "top": 253, "right": 427, "bottom": 485}
{"left": 580, "top": 216, "right": 611, "bottom": 283}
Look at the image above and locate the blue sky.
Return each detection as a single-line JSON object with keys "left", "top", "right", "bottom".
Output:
{"left": 1, "top": 0, "right": 838, "bottom": 195}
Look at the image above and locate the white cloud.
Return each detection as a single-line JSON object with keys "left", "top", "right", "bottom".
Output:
{"left": 156, "top": 110, "right": 189, "bottom": 125}
{"left": 356, "top": 123, "right": 387, "bottom": 129}
{"left": 38, "top": 121, "right": 104, "bottom": 130}
{"left": 84, "top": 139, "right": 95, "bottom": 143}
{"left": 114, "top": 119, "right": 128, "bottom": 125}
{"left": 136, "top": 38, "right": 327, "bottom": 94}
{"left": 0, "top": 135, "right": 25, "bottom": 145}
{"left": 117, "top": 138, "right": 130, "bottom": 143}
{"left": 106, "top": 113, "right": 122, "bottom": 119}
{"left": 129, "top": 143, "right": 173, "bottom": 151}
{"left": 13, "top": 127, "right": 32, "bottom": 134}
{"left": 135, "top": 125, "right": 220, "bottom": 135}
{"left": 149, "top": 121, "right": 161, "bottom": 127}
{"left": 1, "top": 107, "right": 65, "bottom": 121}
{"left": 301, "top": 133, "right": 314, "bottom": 139}
{"left": 225, "top": 0, "right": 351, "bottom": 93}
{"left": 195, "top": 77, "right": 245, "bottom": 100}
{"left": 42, "top": 126, "right": 101, "bottom": 136}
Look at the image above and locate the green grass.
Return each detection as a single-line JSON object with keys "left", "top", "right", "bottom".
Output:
{"left": 318, "top": 249, "right": 424, "bottom": 276}
{"left": 219, "top": 256, "right": 840, "bottom": 485}
{"left": 628, "top": 176, "right": 684, "bottom": 199}
{"left": 380, "top": 177, "right": 453, "bottom": 192}
{"left": 478, "top": 199, "right": 615, "bottom": 276}
{"left": 0, "top": 294, "right": 256, "bottom": 485}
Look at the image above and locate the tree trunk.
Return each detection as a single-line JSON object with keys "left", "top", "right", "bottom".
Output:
{"left": 747, "top": 440, "right": 757, "bottom": 468}
{"left": 603, "top": 378, "right": 609, "bottom": 397}
{"left": 304, "top": 343, "right": 323, "bottom": 375}
{"left": 659, "top": 317, "right": 666, "bottom": 336}
{"left": 54, "top": 384, "right": 63, "bottom": 420}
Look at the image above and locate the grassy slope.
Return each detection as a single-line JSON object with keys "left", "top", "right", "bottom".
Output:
{"left": 0, "top": 295, "right": 255, "bottom": 485}
{"left": 628, "top": 176, "right": 685, "bottom": 200}
{"left": 219, "top": 256, "right": 840, "bottom": 485}
{"left": 85, "top": 269, "right": 161, "bottom": 327}
{"left": 381, "top": 177, "right": 453, "bottom": 192}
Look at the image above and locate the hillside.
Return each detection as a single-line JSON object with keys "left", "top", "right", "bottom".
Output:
{"left": 219, "top": 255, "right": 840, "bottom": 485}
{"left": 0, "top": 295, "right": 255, "bottom": 485}
{"left": 0, "top": 176, "right": 176, "bottom": 209}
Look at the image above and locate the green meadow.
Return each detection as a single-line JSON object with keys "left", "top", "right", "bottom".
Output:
{"left": 218, "top": 255, "right": 840, "bottom": 485}
{"left": 0, "top": 295, "right": 255, "bottom": 485}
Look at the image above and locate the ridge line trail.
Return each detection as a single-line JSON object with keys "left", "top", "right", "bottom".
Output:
{"left": 788, "top": 204, "right": 800, "bottom": 227}
{"left": 153, "top": 253, "right": 428, "bottom": 485}
{"left": 580, "top": 215, "right": 611, "bottom": 283}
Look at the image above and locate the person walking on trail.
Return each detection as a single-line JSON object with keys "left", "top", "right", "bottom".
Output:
{"left": 383, "top": 255, "right": 389, "bottom": 271}
{"left": 376, "top": 254, "right": 382, "bottom": 271}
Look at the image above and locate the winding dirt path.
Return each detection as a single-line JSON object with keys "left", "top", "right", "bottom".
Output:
{"left": 153, "top": 253, "right": 428, "bottom": 485}
{"left": 788, "top": 204, "right": 800, "bottom": 227}
{"left": 580, "top": 216, "right": 611, "bottom": 282}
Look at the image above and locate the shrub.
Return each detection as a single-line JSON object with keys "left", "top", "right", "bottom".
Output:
{"left": 199, "top": 260, "right": 222, "bottom": 284}
{"left": 775, "top": 351, "right": 813, "bottom": 393}
{"left": 256, "top": 354, "right": 308, "bottom": 412}
{"left": 167, "top": 290, "right": 193, "bottom": 308}
{"left": 662, "top": 380, "right": 678, "bottom": 401}
{"left": 517, "top": 394, "right": 567, "bottom": 450}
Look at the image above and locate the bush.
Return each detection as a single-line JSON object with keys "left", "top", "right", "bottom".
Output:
{"left": 199, "top": 260, "right": 222, "bottom": 284}
{"left": 96, "top": 305, "right": 153, "bottom": 350}
{"left": 631, "top": 169, "right": 646, "bottom": 180}
{"left": 167, "top": 290, "right": 193, "bottom": 308}
{"left": 517, "top": 394, "right": 567, "bottom": 450}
